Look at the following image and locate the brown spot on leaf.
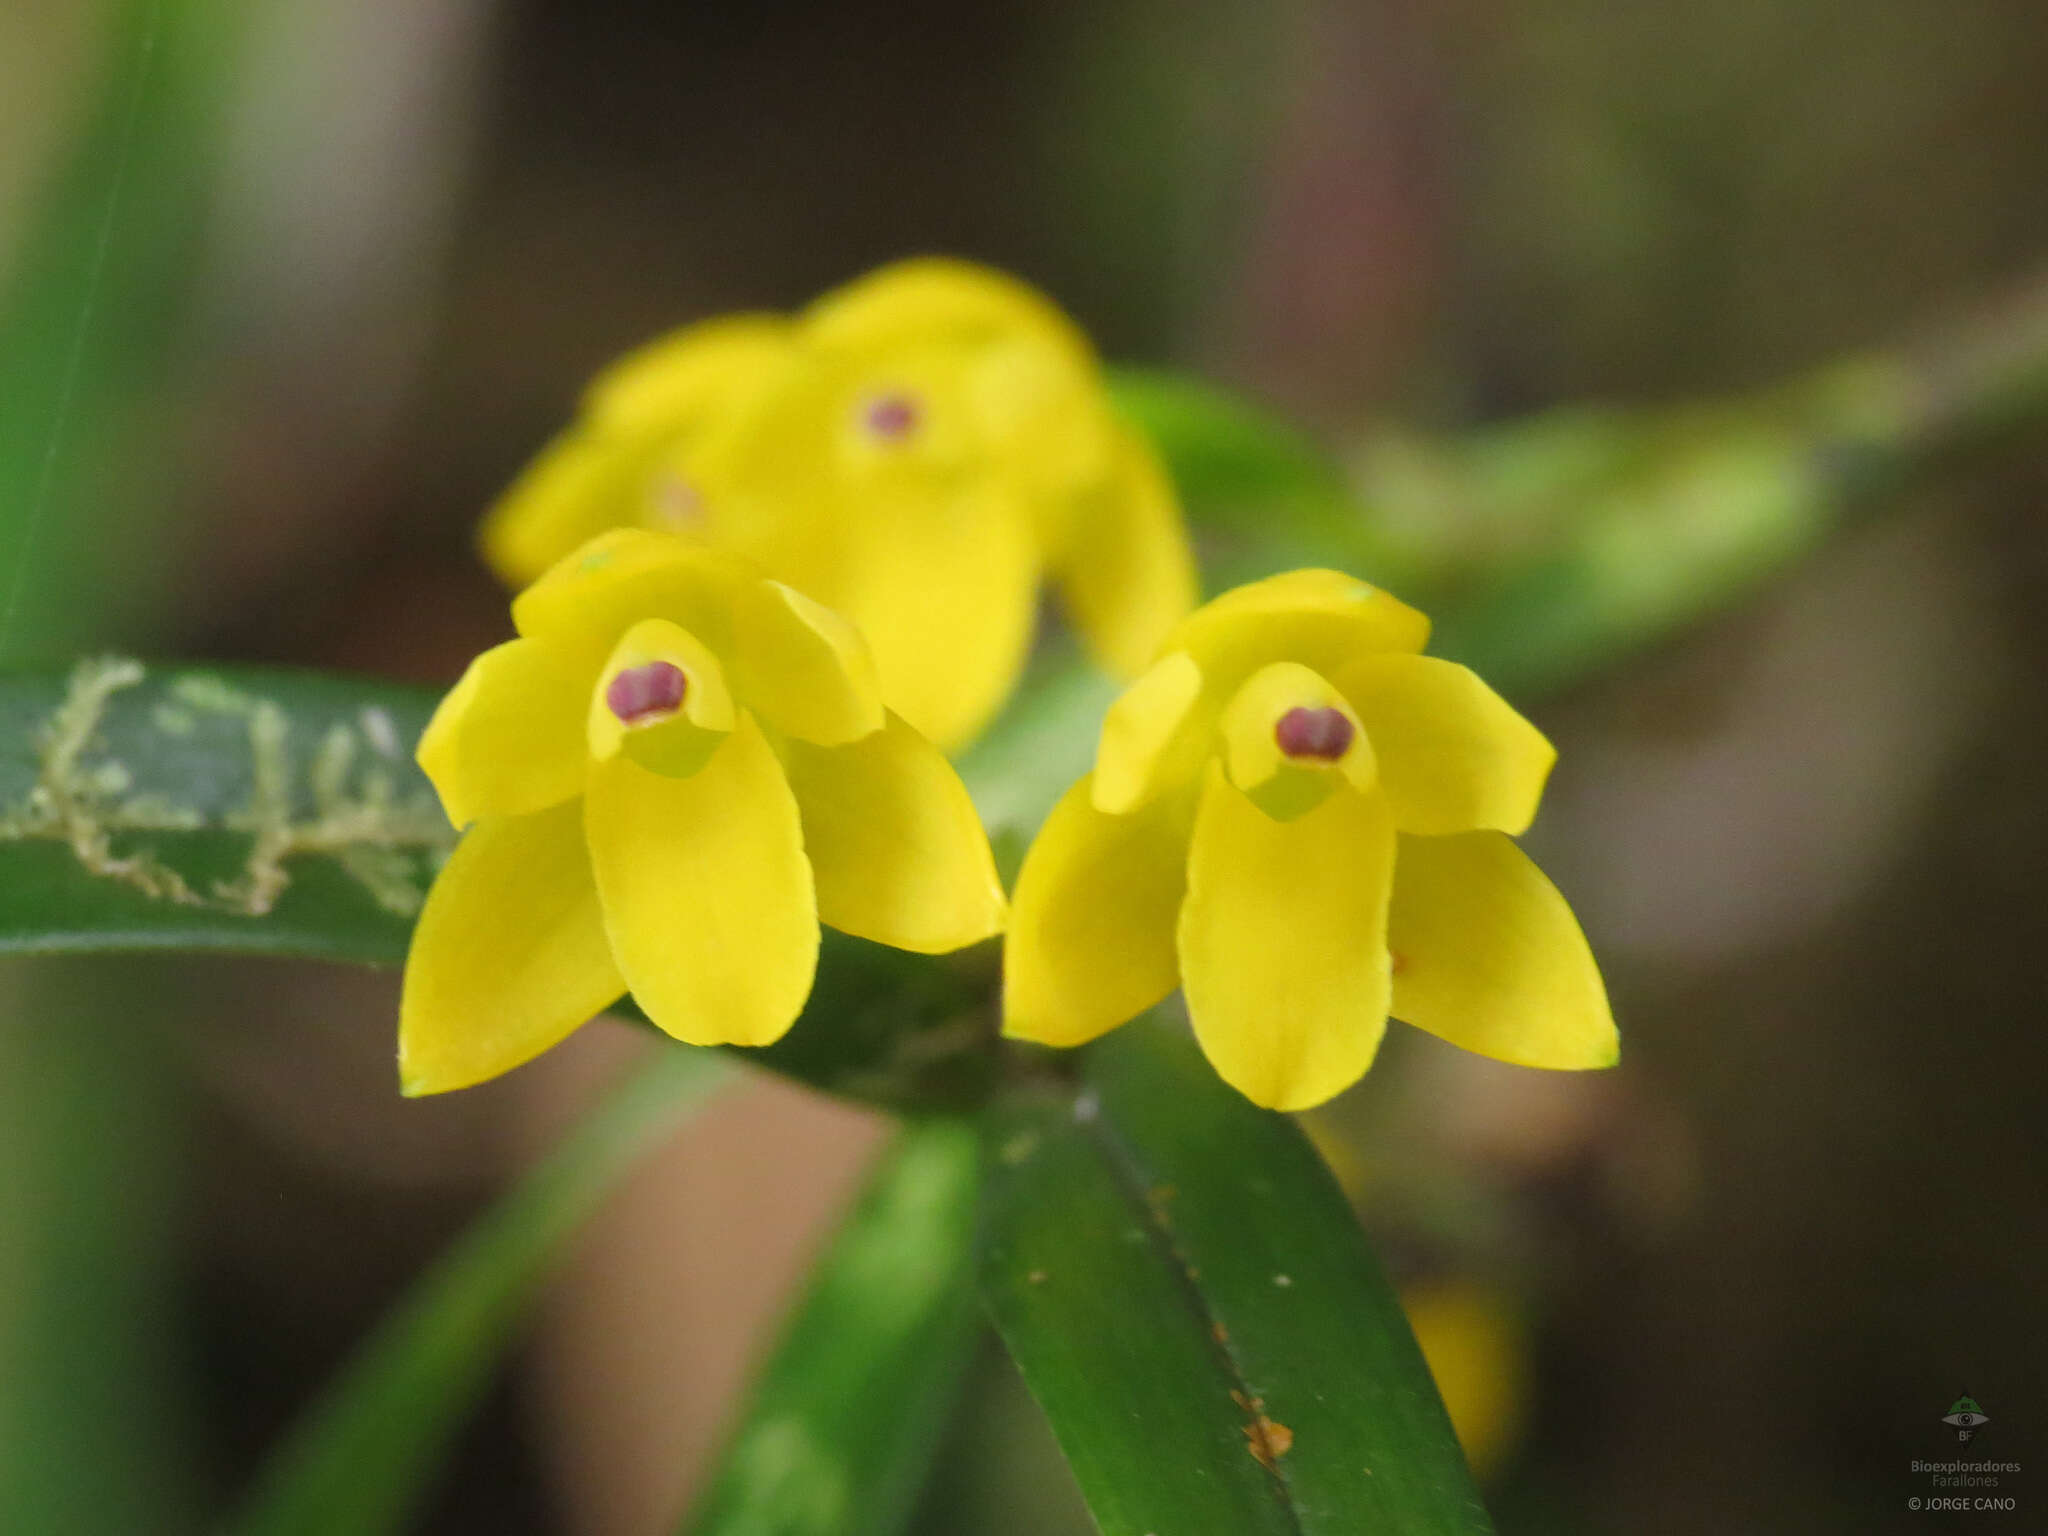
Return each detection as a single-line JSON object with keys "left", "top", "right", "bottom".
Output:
{"left": 1236, "top": 1392, "right": 1294, "bottom": 1473}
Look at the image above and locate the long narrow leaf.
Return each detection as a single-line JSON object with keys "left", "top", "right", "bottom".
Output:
{"left": 0, "top": 661, "right": 447, "bottom": 962}
{"left": 228, "top": 1047, "right": 728, "bottom": 1536}
{"left": 684, "top": 1118, "right": 982, "bottom": 1536}
{"left": 981, "top": 1014, "right": 1492, "bottom": 1536}
{"left": 0, "top": 661, "right": 997, "bottom": 1109}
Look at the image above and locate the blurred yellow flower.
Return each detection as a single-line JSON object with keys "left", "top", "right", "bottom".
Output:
{"left": 1403, "top": 1280, "right": 1527, "bottom": 1481}
{"left": 1004, "top": 569, "right": 1616, "bottom": 1111}
{"left": 479, "top": 257, "right": 1197, "bottom": 751}
{"left": 400, "top": 529, "right": 1006, "bottom": 1094}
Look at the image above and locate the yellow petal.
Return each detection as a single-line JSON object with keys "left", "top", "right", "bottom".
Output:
{"left": 805, "top": 259, "right": 1113, "bottom": 501}
{"left": 805, "top": 256, "right": 1094, "bottom": 359}
{"left": 776, "top": 711, "right": 1005, "bottom": 953}
{"left": 582, "top": 314, "right": 794, "bottom": 435}
{"left": 398, "top": 801, "right": 624, "bottom": 1094}
{"left": 971, "top": 334, "right": 1115, "bottom": 502}
{"left": 1003, "top": 775, "right": 1191, "bottom": 1049}
{"left": 732, "top": 579, "right": 885, "bottom": 746}
{"left": 584, "top": 712, "right": 817, "bottom": 1047}
{"left": 1092, "top": 650, "right": 1205, "bottom": 815}
{"left": 681, "top": 355, "right": 1042, "bottom": 751}
{"left": 1055, "top": 425, "right": 1198, "bottom": 678}
{"left": 1167, "top": 568, "right": 1431, "bottom": 699}
{"left": 1177, "top": 766, "right": 1396, "bottom": 1111}
{"left": 416, "top": 636, "right": 594, "bottom": 827}
{"left": 1337, "top": 654, "right": 1555, "bottom": 836}
{"left": 478, "top": 429, "right": 653, "bottom": 589}
{"left": 585, "top": 617, "right": 735, "bottom": 777}
{"left": 839, "top": 481, "right": 1040, "bottom": 751}
{"left": 511, "top": 528, "right": 741, "bottom": 652}
{"left": 1218, "top": 660, "right": 1377, "bottom": 821}
{"left": 1387, "top": 831, "right": 1617, "bottom": 1068}
{"left": 481, "top": 320, "right": 795, "bottom": 589}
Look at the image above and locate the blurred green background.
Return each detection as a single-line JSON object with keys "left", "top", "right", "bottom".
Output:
{"left": 2, "top": 1, "right": 2044, "bottom": 1532}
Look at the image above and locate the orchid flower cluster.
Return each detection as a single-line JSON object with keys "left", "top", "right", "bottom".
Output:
{"left": 400, "top": 259, "right": 1616, "bottom": 1111}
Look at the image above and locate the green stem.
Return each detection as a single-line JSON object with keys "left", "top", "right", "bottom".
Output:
{"left": 226, "top": 1048, "right": 728, "bottom": 1536}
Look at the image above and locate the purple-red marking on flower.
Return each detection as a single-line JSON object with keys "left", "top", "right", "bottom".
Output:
{"left": 1275, "top": 706, "right": 1353, "bottom": 761}
{"left": 862, "top": 391, "right": 921, "bottom": 442}
{"left": 605, "top": 661, "right": 688, "bottom": 726}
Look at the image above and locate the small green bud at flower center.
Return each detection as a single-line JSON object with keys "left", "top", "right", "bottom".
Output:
{"left": 606, "top": 662, "right": 687, "bottom": 726}
{"left": 1274, "top": 705, "right": 1352, "bottom": 761}
{"left": 862, "top": 391, "right": 920, "bottom": 442}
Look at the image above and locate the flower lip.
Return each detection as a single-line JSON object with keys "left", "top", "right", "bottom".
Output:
{"left": 861, "top": 390, "right": 921, "bottom": 442}
{"left": 606, "top": 661, "right": 688, "bottom": 726}
{"left": 1275, "top": 705, "right": 1354, "bottom": 761}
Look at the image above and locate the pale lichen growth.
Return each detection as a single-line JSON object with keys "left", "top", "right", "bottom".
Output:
{"left": 151, "top": 703, "right": 196, "bottom": 737}
{"left": 359, "top": 705, "right": 401, "bottom": 759}
{"left": 0, "top": 657, "right": 452, "bottom": 919}
{"left": 19, "top": 657, "right": 202, "bottom": 904}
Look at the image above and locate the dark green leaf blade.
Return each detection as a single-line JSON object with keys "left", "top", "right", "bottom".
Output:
{"left": 684, "top": 1118, "right": 983, "bottom": 1536}
{"left": 981, "top": 1015, "right": 1492, "bottom": 1536}
{"left": 1108, "top": 365, "right": 1423, "bottom": 592}
{"left": 1087, "top": 1017, "right": 1494, "bottom": 1533}
{"left": 0, "top": 659, "right": 1000, "bottom": 1109}
{"left": 979, "top": 1093, "right": 1299, "bottom": 1536}
{"left": 1109, "top": 365, "right": 1348, "bottom": 514}
{"left": 0, "top": 660, "right": 449, "bottom": 962}
{"left": 228, "top": 1047, "right": 728, "bottom": 1536}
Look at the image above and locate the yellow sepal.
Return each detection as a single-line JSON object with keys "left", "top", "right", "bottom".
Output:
{"left": 1003, "top": 775, "right": 1192, "bottom": 1049}
{"left": 1387, "top": 830, "right": 1617, "bottom": 1068}
{"left": 512, "top": 528, "right": 740, "bottom": 652}
{"left": 397, "top": 802, "right": 624, "bottom": 1095}
{"left": 732, "top": 579, "right": 885, "bottom": 746}
{"left": 1338, "top": 654, "right": 1555, "bottom": 836}
{"left": 582, "top": 313, "right": 793, "bottom": 434}
{"left": 776, "top": 711, "right": 1006, "bottom": 954}
{"left": 1055, "top": 424, "right": 1198, "bottom": 679}
{"left": 1092, "top": 650, "right": 1204, "bottom": 815}
{"left": 416, "top": 636, "right": 594, "bottom": 827}
{"left": 1167, "top": 568, "right": 1430, "bottom": 698}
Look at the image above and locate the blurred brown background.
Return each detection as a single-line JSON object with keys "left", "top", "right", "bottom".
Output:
{"left": 2, "top": 1, "right": 2044, "bottom": 1532}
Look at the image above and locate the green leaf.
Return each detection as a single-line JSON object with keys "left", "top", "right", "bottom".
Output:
{"left": 0, "top": 970, "right": 201, "bottom": 1534}
{"left": 980, "top": 1015, "right": 1492, "bottom": 1536}
{"left": 0, "top": 659, "right": 450, "bottom": 962}
{"left": 1108, "top": 366, "right": 1423, "bottom": 592}
{"left": 0, "top": 658, "right": 1001, "bottom": 1109}
{"left": 0, "top": 0, "right": 253, "bottom": 665}
{"left": 227, "top": 1047, "right": 729, "bottom": 1536}
{"left": 954, "top": 644, "right": 1119, "bottom": 884}
{"left": 1109, "top": 366, "right": 1348, "bottom": 515}
{"left": 684, "top": 1118, "right": 983, "bottom": 1536}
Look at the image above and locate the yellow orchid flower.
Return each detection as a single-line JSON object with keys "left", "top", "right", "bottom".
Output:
{"left": 1004, "top": 569, "right": 1617, "bottom": 1112}
{"left": 478, "top": 257, "right": 1198, "bottom": 751}
{"left": 399, "top": 529, "right": 1007, "bottom": 1095}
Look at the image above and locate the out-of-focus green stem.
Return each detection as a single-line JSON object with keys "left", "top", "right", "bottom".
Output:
{"left": 1111, "top": 265, "right": 2048, "bottom": 713}
{"left": 228, "top": 1049, "right": 728, "bottom": 1536}
{"left": 1362, "top": 271, "right": 2048, "bottom": 696}
{"left": 0, "top": 2, "right": 254, "bottom": 1531}
{"left": 1899, "top": 272, "right": 2048, "bottom": 455}
{"left": 0, "top": 0, "right": 247, "bottom": 664}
